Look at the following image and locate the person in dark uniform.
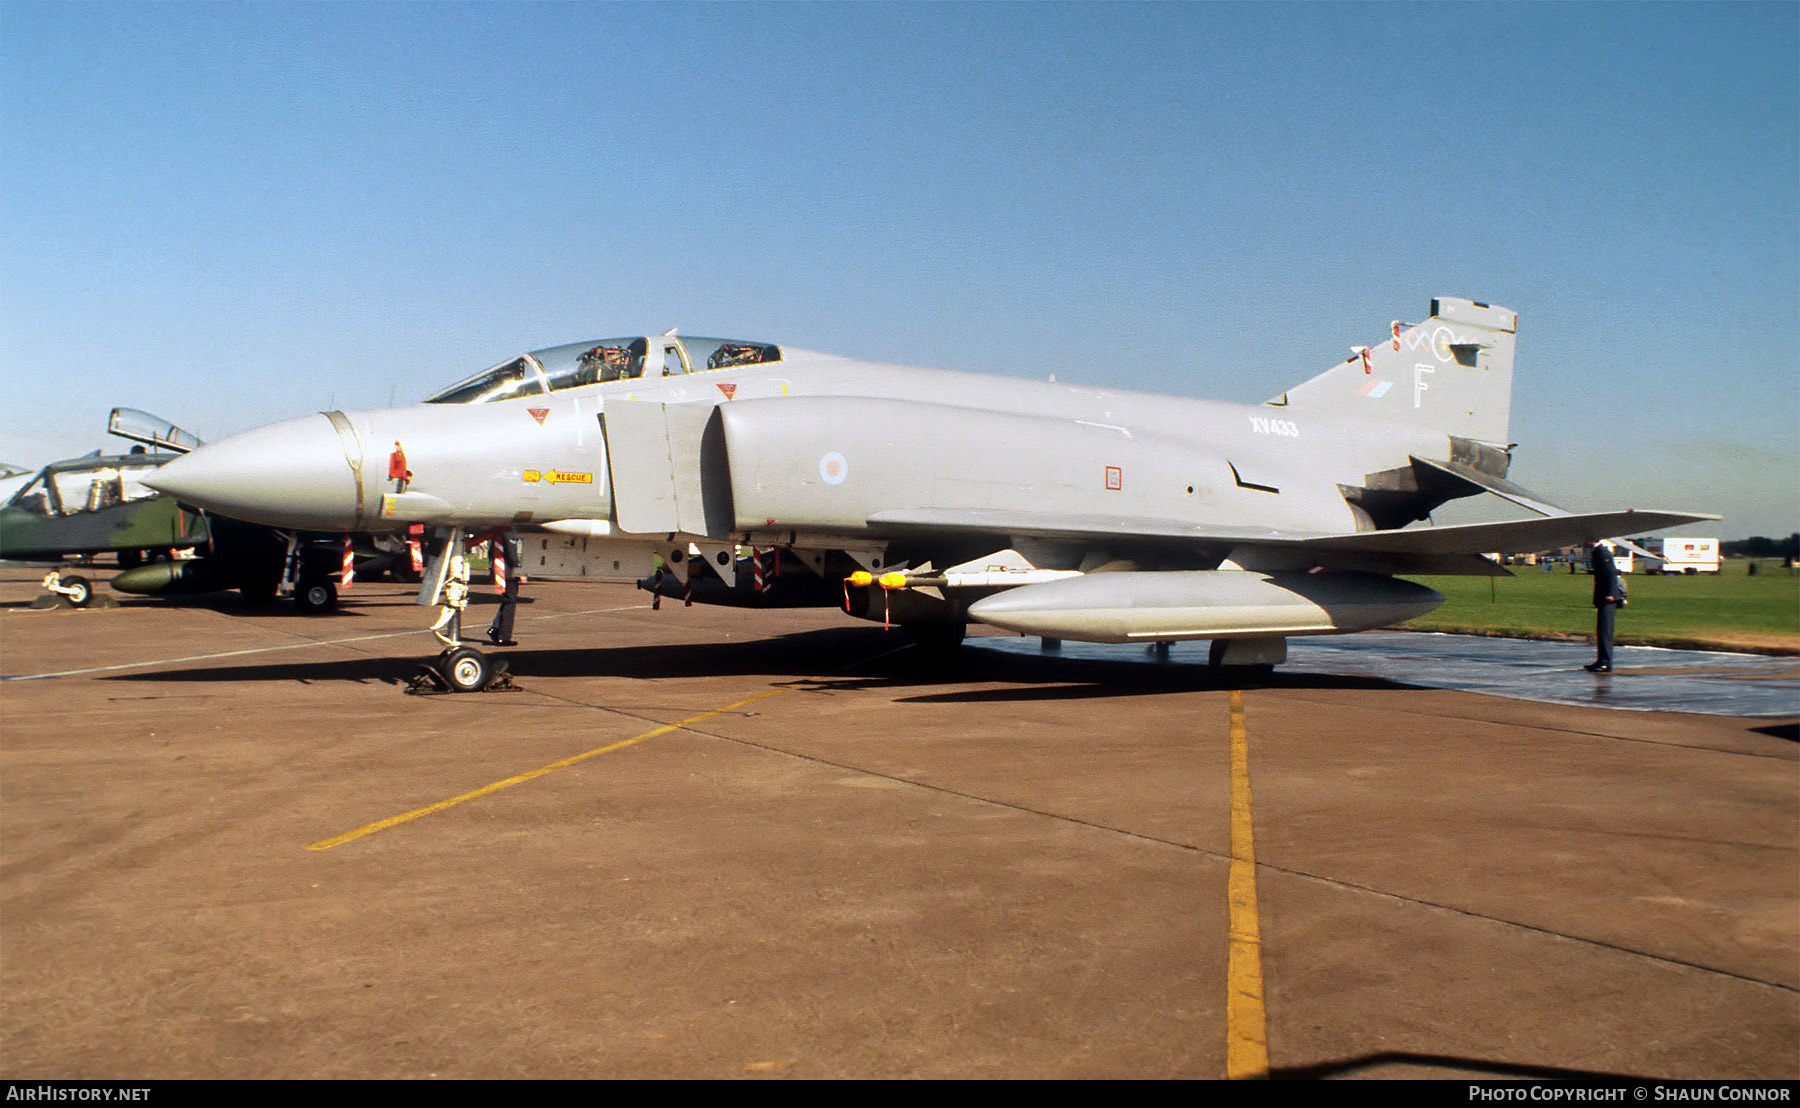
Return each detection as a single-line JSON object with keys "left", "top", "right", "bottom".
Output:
{"left": 487, "top": 532, "right": 521, "bottom": 647}
{"left": 1586, "top": 540, "right": 1626, "bottom": 672}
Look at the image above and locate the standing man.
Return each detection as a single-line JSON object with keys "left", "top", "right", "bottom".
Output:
{"left": 1586, "top": 540, "right": 1627, "bottom": 673}
{"left": 487, "top": 531, "right": 521, "bottom": 647}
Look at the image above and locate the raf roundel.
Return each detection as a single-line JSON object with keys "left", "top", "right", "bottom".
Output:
{"left": 818, "top": 452, "right": 848, "bottom": 486}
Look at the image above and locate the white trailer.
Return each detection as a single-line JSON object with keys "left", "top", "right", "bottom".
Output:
{"left": 1652, "top": 537, "right": 1720, "bottom": 574}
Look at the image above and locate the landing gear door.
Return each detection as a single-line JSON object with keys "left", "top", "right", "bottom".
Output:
{"left": 416, "top": 529, "right": 465, "bottom": 607}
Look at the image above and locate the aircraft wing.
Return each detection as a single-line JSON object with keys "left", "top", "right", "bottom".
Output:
{"left": 867, "top": 507, "right": 1719, "bottom": 573}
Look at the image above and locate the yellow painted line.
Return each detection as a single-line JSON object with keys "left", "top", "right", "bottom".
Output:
{"left": 1225, "top": 688, "right": 1270, "bottom": 1079}
{"left": 306, "top": 687, "right": 787, "bottom": 851}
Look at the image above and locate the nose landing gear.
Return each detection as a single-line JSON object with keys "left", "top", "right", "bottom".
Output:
{"left": 407, "top": 644, "right": 514, "bottom": 695}
{"left": 403, "top": 527, "right": 523, "bottom": 694}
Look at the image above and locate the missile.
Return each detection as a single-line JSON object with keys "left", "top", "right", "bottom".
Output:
{"left": 964, "top": 570, "right": 1443, "bottom": 643}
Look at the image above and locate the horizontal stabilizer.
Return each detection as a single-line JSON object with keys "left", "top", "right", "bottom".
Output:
{"left": 1409, "top": 456, "right": 1570, "bottom": 518}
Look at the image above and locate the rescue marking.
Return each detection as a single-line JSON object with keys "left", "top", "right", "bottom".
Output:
{"left": 527, "top": 408, "right": 549, "bottom": 425}
{"left": 1105, "top": 466, "right": 1123, "bottom": 491}
{"left": 546, "top": 471, "right": 593, "bottom": 485}
{"left": 1226, "top": 689, "right": 1270, "bottom": 1079}
{"left": 306, "top": 688, "right": 789, "bottom": 851}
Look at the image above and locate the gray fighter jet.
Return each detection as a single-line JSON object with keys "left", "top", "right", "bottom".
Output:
{"left": 147, "top": 298, "right": 1715, "bottom": 690}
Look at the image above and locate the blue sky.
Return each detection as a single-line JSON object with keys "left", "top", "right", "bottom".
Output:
{"left": 3, "top": 1, "right": 1794, "bottom": 538}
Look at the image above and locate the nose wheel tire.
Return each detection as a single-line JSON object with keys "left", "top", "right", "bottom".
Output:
{"left": 406, "top": 646, "right": 510, "bottom": 695}
{"left": 61, "top": 575, "right": 92, "bottom": 606}
{"left": 441, "top": 646, "right": 491, "bottom": 693}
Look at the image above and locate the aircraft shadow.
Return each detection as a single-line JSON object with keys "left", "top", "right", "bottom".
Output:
{"left": 100, "top": 626, "right": 1406, "bottom": 699}
{"left": 0, "top": 592, "right": 471, "bottom": 615}
{"left": 2, "top": 579, "right": 528, "bottom": 615}
{"left": 1267, "top": 1049, "right": 1661, "bottom": 1081}
{"left": 801, "top": 645, "right": 1405, "bottom": 702}
{"left": 1751, "top": 721, "right": 1799, "bottom": 743}
{"left": 89, "top": 626, "right": 889, "bottom": 687}
{"left": 147, "top": 589, "right": 529, "bottom": 615}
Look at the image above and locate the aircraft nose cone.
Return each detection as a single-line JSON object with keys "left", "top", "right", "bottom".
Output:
{"left": 145, "top": 413, "right": 367, "bottom": 531}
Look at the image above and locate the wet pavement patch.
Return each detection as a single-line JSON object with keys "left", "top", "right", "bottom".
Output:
{"left": 970, "top": 632, "right": 1799, "bottom": 718}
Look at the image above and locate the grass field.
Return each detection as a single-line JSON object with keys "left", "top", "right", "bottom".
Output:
{"left": 1403, "top": 560, "right": 1800, "bottom": 654}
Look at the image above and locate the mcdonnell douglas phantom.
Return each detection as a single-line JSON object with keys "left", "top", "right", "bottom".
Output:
{"left": 147, "top": 297, "right": 1715, "bottom": 690}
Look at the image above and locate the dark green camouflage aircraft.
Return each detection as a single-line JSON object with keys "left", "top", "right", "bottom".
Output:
{"left": 1, "top": 411, "right": 396, "bottom": 610}
{"left": 0, "top": 451, "right": 210, "bottom": 563}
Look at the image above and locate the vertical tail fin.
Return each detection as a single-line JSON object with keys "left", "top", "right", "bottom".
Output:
{"left": 1273, "top": 297, "right": 1517, "bottom": 445}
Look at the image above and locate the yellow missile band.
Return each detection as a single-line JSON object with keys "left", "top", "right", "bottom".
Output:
{"left": 847, "top": 571, "right": 874, "bottom": 587}
{"left": 877, "top": 572, "right": 908, "bottom": 589}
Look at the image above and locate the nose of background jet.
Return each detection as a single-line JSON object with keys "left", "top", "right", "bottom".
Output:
{"left": 145, "top": 413, "right": 367, "bottom": 531}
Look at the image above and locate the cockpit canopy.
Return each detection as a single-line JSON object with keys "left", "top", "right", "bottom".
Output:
{"left": 425, "top": 336, "right": 781, "bottom": 404}
{"left": 6, "top": 455, "right": 167, "bottom": 517}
